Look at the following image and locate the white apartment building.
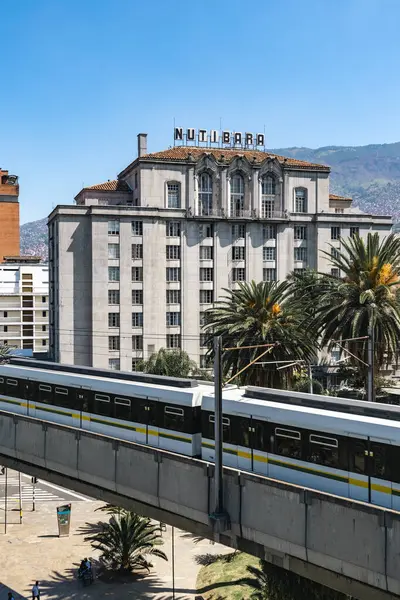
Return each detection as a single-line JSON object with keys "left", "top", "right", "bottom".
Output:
{"left": 48, "top": 133, "right": 392, "bottom": 370}
{"left": 0, "top": 257, "right": 49, "bottom": 353}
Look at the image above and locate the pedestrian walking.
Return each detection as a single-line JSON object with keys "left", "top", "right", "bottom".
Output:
{"left": 32, "top": 581, "right": 40, "bottom": 599}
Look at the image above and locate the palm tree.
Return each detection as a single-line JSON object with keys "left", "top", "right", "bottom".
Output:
{"left": 0, "top": 345, "right": 10, "bottom": 364}
{"left": 136, "top": 348, "right": 202, "bottom": 378}
{"left": 202, "top": 280, "right": 318, "bottom": 388}
{"left": 315, "top": 232, "right": 400, "bottom": 383}
{"left": 85, "top": 511, "right": 167, "bottom": 573}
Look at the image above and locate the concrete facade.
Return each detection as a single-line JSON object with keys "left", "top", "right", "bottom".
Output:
{"left": 0, "top": 169, "right": 20, "bottom": 262}
{"left": 48, "top": 136, "right": 392, "bottom": 369}
{"left": 0, "top": 259, "right": 49, "bottom": 352}
{"left": 1, "top": 410, "right": 400, "bottom": 600}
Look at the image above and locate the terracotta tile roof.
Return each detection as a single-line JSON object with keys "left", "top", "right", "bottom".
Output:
{"left": 329, "top": 193, "right": 352, "bottom": 201}
{"left": 136, "top": 146, "right": 330, "bottom": 171}
{"left": 87, "top": 179, "right": 131, "bottom": 192}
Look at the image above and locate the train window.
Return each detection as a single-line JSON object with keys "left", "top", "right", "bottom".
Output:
{"left": 253, "top": 420, "right": 268, "bottom": 452}
{"left": 389, "top": 446, "right": 400, "bottom": 484}
{"left": 349, "top": 439, "right": 367, "bottom": 475}
{"left": 307, "top": 434, "right": 339, "bottom": 469}
{"left": 115, "top": 397, "right": 131, "bottom": 421}
{"left": 94, "top": 393, "right": 111, "bottom": 417}
{"left": 275, "top": 428, "right": 302, "bottom": 459}
{"left": 55, "top": 387, "right": 68, "bottom": 395}
{"left": 39, "top": 384, "right": 52, "bottom": 392}
{"left": 6, "top": 379, "right": 18, "bottom": 386}
{"left": 164, "top": 406, "right": 184, "bottom": 431}
{"left": 237, "top": 420, "right": 251, "bottom": 448}
{"left": 370, "top": 443, "right": 389, "bottom": 481}
{"left": 0, "top": 377, "right": 4, "bottom": 383}
{"left": 209, "top": 414, "right": 233, "bottom": 443}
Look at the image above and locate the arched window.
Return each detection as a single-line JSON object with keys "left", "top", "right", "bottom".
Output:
{"left": 261, "top": 175, "right": 276, "bottom": 218}
{"left": 230, "top": 174, "right": 244, "bottom": 217}
{"left": 295, "top": 188, "right": 307, "bottom": 213}
{"left": 167, "top": 182, "right": 180, "bottom": 209}
{"left": 198, "top": 173, "right": 213, "bottom": 216}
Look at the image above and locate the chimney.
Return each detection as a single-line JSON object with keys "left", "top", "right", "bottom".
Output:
{"left": 137, "top": 133, "right": 148, "bottom": 158}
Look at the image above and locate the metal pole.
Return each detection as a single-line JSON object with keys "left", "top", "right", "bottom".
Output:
{"left": 214, "top": 336, "right": 223, "bottom": 515}
{"left": 368, "top": 320, "right": 375, "bottom": 403}
{"left": 4, "top": 467, "right": 7, "bottom": 534}
{"left": 171, "top": 525, "right": 175, "bottom": 600}
{"left": 18, "top": 471, "right": 22, "bottom": 524}
{"left": 32, "top": 478, "right": 36, "bottom": 512}
{"left": 308, "top": 365, "right": 313, "bottom": 394}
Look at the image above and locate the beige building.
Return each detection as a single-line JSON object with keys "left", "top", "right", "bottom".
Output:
{"left": 48, "top": 134, "right": 392, "bottom": 370}
{"left": 0, "top": 257, "right": 49, "bottom": 353}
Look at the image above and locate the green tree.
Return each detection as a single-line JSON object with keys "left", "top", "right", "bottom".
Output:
{"left": 137, "top": 348, "right": 203, "bottom": 378}
{"left": 203, "top": 280, "right": 318, "bottom": 388}
{"left": 85, "top": 510, "right": 167, "bottom": 574}
{"left": 0, "top": 345, "right": 10, "bottom": 363}
{"left": 243, "top": 559, "right": 351, "bottom": 600}
{"left": 315, "top": 232, "right": 400, "bottom": 384}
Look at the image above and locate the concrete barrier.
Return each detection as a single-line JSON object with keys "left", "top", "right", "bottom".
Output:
{"left": 0, "top": 409, "right": 399, "bottom": 600}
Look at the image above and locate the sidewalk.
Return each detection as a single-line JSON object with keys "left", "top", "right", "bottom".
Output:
{"left": 0, "top": 500, "right": 230, "bottom": 599}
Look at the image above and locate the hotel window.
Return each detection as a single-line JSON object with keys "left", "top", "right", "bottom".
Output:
{"left": 263, "top": 268, "right": 276, "bottom": 282}
{"left": 108, "top": 244, "right": 120, "bottom": 259}
{"left": 166, "top": 245, "right": 181, "bottom": 260}
{"left": 132, "top": 358, "right": 140, "bottom": 371}
{"left": 108, "top": 266, "right": 120, "bottom": 282}
{"left": 294, "top": 188, "right": 307, "bottom": 213}
{"left": 167, "top": 334, "right": 181, "bottom": 349}
{"left": 200, "top": 290, "right": 213, "bottom": 304}
{"left": 166, "top": 267, "right": 180, "bottom": 282}
{"left": 132, "top": 290, "right": 143, "bottom": 304}
{"left": 108, "top": 220, "right": 119, "bottom": 235}
{"left": 109, "top": 359, "right": 120, "bottom": 370}
{"left": 230, "top": 174, "right": 244, "bottom": 217}
{"left": 166, "top": 289, "right": 181, "bottom": 304}
{"left": 42, "top": 296, "right": 47, "bottom": 303}
{"left": 200, "top": 246, "right": 213, "bottom": 260}
{"left": 198, "top": 172, "right": 213, "bottom": 216}
{"left": 200, "top": 267, "right": 213, "bottom": 282}
{"left": 108, "top": 290, "right": 120, "bottom": 305}
{"left": 132, "top": 267, "right": 143, "bottom": 282}
{"left": 167, "top": 182, "right": 181, "bottom": 208}
{"left": 294, "top": 247, "right": 308, "bottom": 262}
{"left": 232, "top": 246, "right": 245, "bottom": 261}
{"left": 232, "top": 268, "right": 245, "bottom": 282}
{"left": 261, "top": 175, "right": 276, "bottom": 218}
{"left": 263, "top": 225, "right": 276, "bottom": 240}
{"left": 331, "top": 226, "right": 341, "bottom": 240}
{"left": 331, "top": 268, "right": 340, "bottom": 278}
{"left": 108, "top": 336, "right": 120, "bottom": 351}
{"left": 132, "top": 313, "right": 143, "bottom": 327}
{"left": 335, "top": 208, "right": 344, "bottom": 214}
{"left": 132, "top": 221, "right": 143, "bottom": 236}
{"left": 132, "top": 335, "right": 143, "bottom": 350}
{"left": 294, "top": 226, "right": 307, "bottom": 240}
{"left": 263, "top": 247, "right": 276, "bottom": 261}
{"left": 132, "top": 244, "right": 143, "bottom": 259}
{"left": 331, "top": 247, "right": 340, "bottom": 260}
{"left": 199, "top": 223, "right": 214, "bottom": 238}
{"left": 167, "top": 221, "right": 181, "bottom": 237}
{"left": 108, "top": 313, "right": 120, "bottom": 328}
{"left": 232, "top": 224, "right": 245, "bottom": 239}
{"left": 166, "top": 312, "right": 181, "bottom": 326}
{"left": 350, "top": 226, "right": 359, "bottom": 238}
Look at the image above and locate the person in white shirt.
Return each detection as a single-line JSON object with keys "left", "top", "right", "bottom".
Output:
{"left": 32, "top": 581, "right": 40, "bottom": 599}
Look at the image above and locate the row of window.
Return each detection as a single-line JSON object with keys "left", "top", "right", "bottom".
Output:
{"left": 331, "top": 226, "right": 359, "bottom": 240}
{"left": 109, "top": 334, "right": 182, "bottom": 352}
{"left": 108, "top": 312, "right": 182, "bottom": 328}
{"left": 108, "top": 289, "right": 211, "bottom": 307}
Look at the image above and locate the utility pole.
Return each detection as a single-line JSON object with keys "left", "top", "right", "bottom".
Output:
{"left": 214, "top": 336, "right": 223, "bottom": 516}
{"left": 368, "top": 319, "right": 375, "bottom": 403}
{"left": 32, "top": 477, "right": 37, "bottom": 512}
{"left": 18, "top": 471, "right": 22, "bottom": 524}
{"left": 4, "top": 467, "right": 7, "bottom": 534}
{"left": 308, "top": 364, "right": 313, "bottom": 394}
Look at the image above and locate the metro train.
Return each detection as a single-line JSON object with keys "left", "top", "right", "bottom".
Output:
{"left": 1, "top": 358, "right": 400, "bottom": 511}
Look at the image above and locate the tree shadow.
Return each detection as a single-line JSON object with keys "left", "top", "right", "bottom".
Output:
{"left": 75, "top": 520, "right": 102, "bottom": 537}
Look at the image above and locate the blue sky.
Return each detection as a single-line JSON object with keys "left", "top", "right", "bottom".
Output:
{"left": 1, "top": 0, "right": 400, "bottom": 223}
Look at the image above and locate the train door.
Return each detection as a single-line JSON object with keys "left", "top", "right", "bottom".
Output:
{"left": 23, "top": 380, "right": 35, "bottom": 416}
{"left": 137, "top": 399, "right": 159, "bottom": 447}
{"left": 76, "top": 388, "right": 90, "bottom": 429}
{"left": 347, "top": 437, "right": 369, "bottom": 503}
{"left": 250, "top": 418, "right": 269, "bottom": 477}
{"left": 368, "top": 437, "right": 392, "bottom": 509}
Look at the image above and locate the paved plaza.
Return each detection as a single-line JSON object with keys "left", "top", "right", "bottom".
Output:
{"left": 0, "top": 495, "right": 229, "bottom": 599}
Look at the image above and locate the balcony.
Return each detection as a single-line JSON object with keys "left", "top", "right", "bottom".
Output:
{"left": 187, "top": 208, "right": 289, "bottom": 220}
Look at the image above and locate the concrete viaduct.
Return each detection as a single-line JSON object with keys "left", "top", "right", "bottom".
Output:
{"left": 0, "top": 409, "right": 399, "bottom": 600}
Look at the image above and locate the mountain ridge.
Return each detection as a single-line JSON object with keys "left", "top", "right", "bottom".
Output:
{"left": 20, "top": 141, "right": 399, "bottom": 259}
